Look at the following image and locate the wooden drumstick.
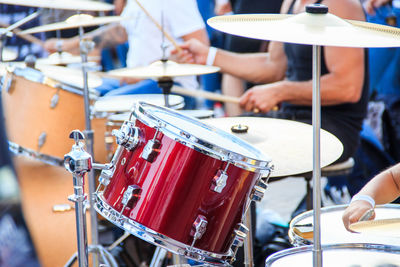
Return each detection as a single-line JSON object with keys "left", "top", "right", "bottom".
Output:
{"left": 171, "top": 86, "right": 240, "bottom": 104}
{"left": 0, "top": 22, "right": 45, "bottom": 48}
{"left": 132, "top": 0, "right": 182, "bottom": 52}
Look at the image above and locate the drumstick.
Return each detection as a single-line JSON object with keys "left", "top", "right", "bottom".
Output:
{"left": 171, "top": 86, "right": 240, "bottom": 104}
{"left": 0, "top": 22, "right": 45, "bottom": 48}
{"left": 132, "top": 0, "right": 182, "bottom": 52}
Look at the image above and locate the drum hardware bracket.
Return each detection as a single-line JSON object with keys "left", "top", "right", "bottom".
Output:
{"left": 112, "top": 120, "right": 140, "bottom": 151}
{"left": 1, "top": 71, "right": 13, "bottom": 93}
{"left": 250, "top": 185, "right": 265, "bottom": 202}
{"left": 188, "top": 215, "right": 208, "bottom": 253}
{"left": 117, "top": 185, "right": 142, "bottom": 221}
{"left": 229, "top": 223, "right": 249, "bottom": 264}
{"left": 50, "top": 88, "right": 61, "bottom": 109}
{"left": 141, "top": 125, "right": 163, "bottom": 162}
{"left": 211, "top": 162, "right": 231, "bottom": 193}
{"left": 37, "top": 132, "right": 47, "bottom": 151}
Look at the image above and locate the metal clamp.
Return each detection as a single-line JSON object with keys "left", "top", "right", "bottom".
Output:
{"left": 112, "top": 120, "right": 140, "bottom": 151}
{"left": 250, "top": 185, "right": 265, "bottom": 202}
{"left": 188, "top": 215, "right": 208, "bottom": 253}
{"left": 141, "top": 125, "right": 163, "bottom": 163}
{"left": 64, "top": 130, "right": 92, "bottom": 175}
{"left": 211, "top": 162, "right": 231, "bottom": 193}
{"left": 118, "top": 185, "right": 142, "bottom": 219}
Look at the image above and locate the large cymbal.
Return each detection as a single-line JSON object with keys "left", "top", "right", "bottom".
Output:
{"left": 202, "top": 117, "right": 343, "bottom": 177}
{"left": 20, "top": 14, "right": 124, "bottom": 35}
{"left": 0, "top": 0, "right": 114, "bottom": 11}
{"left": 108, "top": 60, "right": 220, "bottom": 78}
{"left": 207, "top": 12, "right": 400, "bottom": 47}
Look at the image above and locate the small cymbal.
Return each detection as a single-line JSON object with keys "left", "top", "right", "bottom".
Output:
{"left": 108, "top": 60, "right": 220, "bottom": 78}
{"left": 202, "top": 117, "right": 343, "bottom": 177}
{"left": 207, "top": 12, "right": 400, "bottom": 47}
{"left": 0, "top": 0, "right": 114, "bottom": 11}
{"left": 1, "top": 47, "right": 17, "bottom": 61}
{"left": 20, "top": 14, "right": 124, "bottom": 35}
{"left": 37, "top": 52, "right": 100, "bottom": 65}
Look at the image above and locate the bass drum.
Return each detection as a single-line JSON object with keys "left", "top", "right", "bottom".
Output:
{"left": 94, "top": 102, "right": 273, "bottom": 265}
{"left": 1, "top": 66, "right": 102, "bottom": 165}
{"left": 265, "top": 243, "right": 400, "bottom": 267}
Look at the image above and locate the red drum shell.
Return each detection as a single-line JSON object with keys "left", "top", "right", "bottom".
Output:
{"left": 102, "top": 119, "right": 259, "bottom": 254}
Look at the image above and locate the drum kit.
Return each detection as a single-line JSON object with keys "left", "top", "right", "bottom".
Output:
{"left": 2, "top": 0, "right": 400, "bottom": 267}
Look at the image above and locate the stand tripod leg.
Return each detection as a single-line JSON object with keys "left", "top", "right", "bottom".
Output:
{"left": 150, "top": 247, "right": 168, "bottom": 267}
{"left": 243, "top": 207, "right": 254, "bottom": 267}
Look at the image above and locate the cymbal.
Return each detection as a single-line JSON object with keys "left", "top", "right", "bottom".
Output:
{"left": 36, "top": 65, "right": 102, "bottom": 89}
{"left": 37, "top": 52, "right": 100, "bottom": 65}
{"left": 207, "top": 12, "right": 400, "bottom": 47}
{"left": 108, "top": 60, "right": 220, "bottom": 78}
{"left": 202, "top": 117, "right": 343, "bottom": 177}
{"left": 0, "top": 0, "right": 114, "bottom": 11}
{"left": 2, "top": 47, "right": 17, "bottom": 61}
{"left": 20, "top": 14, "right": 124, "bottom": 35}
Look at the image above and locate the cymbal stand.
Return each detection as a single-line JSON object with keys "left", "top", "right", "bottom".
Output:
{"left": 243, "top": 208, "right": 254, "bottom": 267}
{"left": 77, "top": 24, "right": 101, "bottom": 266}
{"left": 0, "top": 9, "right": 43, "bottom": 61}
{"left": 157, "top": 75, "right": 173, "bottom": 108}
{"left": 64, "top": 130, "right": 92, "bottom": 267}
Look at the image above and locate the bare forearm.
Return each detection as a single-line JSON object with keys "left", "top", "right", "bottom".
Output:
{"left": 214, "top": 50, "right": 285, "bottom": 84}
{"left": 357, "top": 164, "right": 400, "bottom": 204}
{"left": 85, "top": 23, "right": 128, "bottom": 49}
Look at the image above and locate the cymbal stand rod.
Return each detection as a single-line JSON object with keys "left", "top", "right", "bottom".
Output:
{"left": 243, "top": 208, "right": 254, "bottom": 267}
{"left": 78, "top": 25, "right": 100, "bottom": 267}
{"left": 312, "top": 45, "right": 322, "bottom": 267}
{"left": 158, "top": 77, "right": 173, "bottom": 108}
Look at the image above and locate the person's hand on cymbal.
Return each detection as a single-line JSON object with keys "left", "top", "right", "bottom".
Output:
{"left": 239, "top": 82, "right": 283, "bottom": 113}
{"left": 364, "top": 0, "right": 391, "bottom": 15}
{"left": 171, "top": 39, "right": 210, "bottom": 65}
{"left": 342, "top": 200, "right": 376, "bottom": 232}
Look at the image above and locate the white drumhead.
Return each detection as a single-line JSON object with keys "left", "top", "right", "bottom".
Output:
{"left": 289, "top": 204, "right": 400, "bottom": 246}
{"left": 266, "top": 245, "right": 400, "bottom": 267}
{"left": 93, "top": 94, "right": 184, "bottom": 113}
{"left": 176, "top": 109, "right": 214, "bottom": 119}
{"left": 135, "top": 102, "right": 271, "bottom": 170}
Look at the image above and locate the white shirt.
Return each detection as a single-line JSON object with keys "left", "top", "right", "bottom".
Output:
{"left": 121, "top": 0, "right": 206, "bottom": 89}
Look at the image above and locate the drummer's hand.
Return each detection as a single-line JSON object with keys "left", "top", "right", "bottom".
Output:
{"left": 342, "top": 201, "right": 376, "bottom": 232}
{"left": 239, "top": 83, "right": 282, "bottom": 113}
{"left": 364, "top": 0, "right": 391, "bottom": 15}
{"left": 171, "top": 39, "right": 209, "bottom": 65}
{"left": 215, "top": 1, "right": 232, "bottom": 16}
{"left": 119, "top": 76, "right": 142, "bottom": 85}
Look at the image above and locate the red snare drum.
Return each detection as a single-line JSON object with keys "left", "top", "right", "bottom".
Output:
{"left": 94, "top": 102, "right": 272, "bottom": 265}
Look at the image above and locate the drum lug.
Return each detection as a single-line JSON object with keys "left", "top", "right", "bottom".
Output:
{"left": 250, "top": 185, "right": 265, "bottom": 202}
{"left": 118, "top": 185, "right": 142, "bottom": 219}
{"left": 141, "top": 125, "right": 163, "bottom": 163}
{"left": 187, "top": 215, "right": 208, "bottom": 252}
{"left": 1, "top": 70, "right": 13, "bottom": 92}
{"left": 38, "top": 132, "right": 47, "bottom": 150}
{"left": 211, "top": 162, "right": 231, "bottom": 193}
{"left": 50, "top": 90, "right": 60, "bottom": 108}
{"left": 112, "top": 120, "right": 140, "bottom": 151}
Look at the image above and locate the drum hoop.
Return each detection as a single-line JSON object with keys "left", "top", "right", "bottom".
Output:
{"left": 11, "top": 66, "right": 99, "bottom": 99}
{"left": 133, "top": 101, "right": 272, "bottom": 172}
{"left": 94, "top": 193, "right": 232, "bottom": 266}
{"left": 265, "top": 243, "right": 400, "bottom": 266}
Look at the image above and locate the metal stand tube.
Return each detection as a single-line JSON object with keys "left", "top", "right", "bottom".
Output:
{"left": 78, "top": 26, "right": 99, "bottom": 266}
{"left": 312, "top": 45, "right": 322, "bottom": 267}
{"left": 243, "top": 208, "right": 254, "bottom": 267}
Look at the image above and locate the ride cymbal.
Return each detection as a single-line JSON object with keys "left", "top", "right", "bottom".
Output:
{"left": 108, "top": 60, "right": 220, "bottom": 78}
{"left": 207, "top": 11, "right": 400, "bottom": 47}
{"left": 36, "top": 52, "right": 100, "bottom": 65}
{"left": 202, "top": 117, "right": 343, "bottom": 177}
{"left": 0, "top": 0, "right": 114, "bottom": 11}
{"left": 20, "top": 14, "right": 124, "bottom": 35}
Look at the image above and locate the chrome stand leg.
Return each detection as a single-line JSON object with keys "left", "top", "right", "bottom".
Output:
{"left": 150, "top": 247, "right": 168, "bottom": 267}
{"left": 243, "top": 208, "right": 254, "bottom": 267}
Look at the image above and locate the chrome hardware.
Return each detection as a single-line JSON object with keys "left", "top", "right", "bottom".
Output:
{"left": 118, "top": 185, "right": 141, "bottom": 219}
{"left": 141, "top": 126, "right": 162, "bottom": 163}
{"left": 228, "top": 223, "right": 249, "bottom": 264}
{"left": 38, "top": 132, "right": 47, "bottom": 151}
{"left": 112, "top": 120, "right": 140, "bottom": 151}
{"left": 2, "top": 71, "right": 13, "bottom": 92}
{"left": 256, "top": 179, "right": 268, "bottom": 190}
{"left": 50, "top": 89, "right": 60, "bottom": 108}
{"left": 188, "top": 215, "right": 208, "bottom": 253}
{"left": 98, "top": 167, "right": 114, "bottom": 187}
{"left": 211, "top": 162, "right": 230, "bottom": 193}
{"left": 64, "top": 130, "right": 92, "bottom": 175}
{"left": 250, "top": 185, "right": 265, "bottom": 202}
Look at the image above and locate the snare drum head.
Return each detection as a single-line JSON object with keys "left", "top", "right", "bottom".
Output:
{"left": 177, "top": 109, "right": 214, "bottom": 119}
{"left": 266, "top": 244, "right": 400, "bottom": 267}
{"left": 134, "top": 102, "right": 271, "bottom": 170}
{"left": 93, "top": 94, "right": 185, "bottom": 114}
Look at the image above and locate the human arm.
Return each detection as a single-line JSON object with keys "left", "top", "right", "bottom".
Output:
{"left": 43, "top": 23, "right": 128, "bottom": 54}
{"left": 364, "top": 0, "right": 392, "bottom": 15}
{"left": 342, "top": 163, "right": 400, "bottom": 231}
